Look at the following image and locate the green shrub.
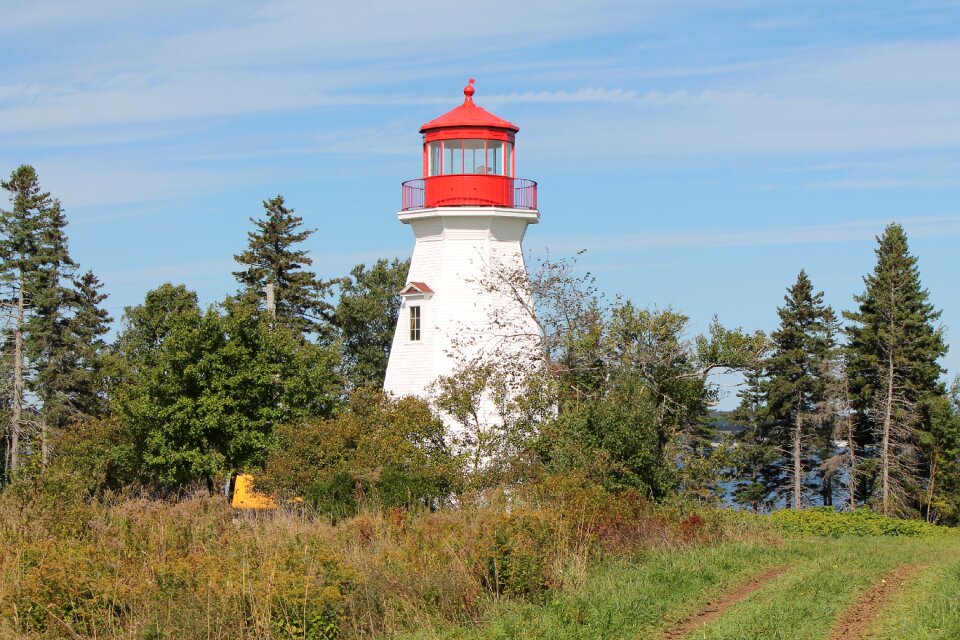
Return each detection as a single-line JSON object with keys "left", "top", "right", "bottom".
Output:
{"left": 478, "top": 512, "right": 556, "bottom": 599}
{"left": 262, "top": 389, "right": 462, "bottom": 518}
{"left": 766, "top": 507, "right": 953, "bottom": 537}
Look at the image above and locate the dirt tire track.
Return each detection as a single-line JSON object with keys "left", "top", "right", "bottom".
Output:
{"left": 659, "top": 564, "right": 792, "bottom": 639}
{"left": 827, "top": 563, "right": 923, "bottom": 640}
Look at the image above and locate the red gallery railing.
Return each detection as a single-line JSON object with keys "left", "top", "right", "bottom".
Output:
{"left": 401, "top": 177, "right": 537, "bottom": 211}
{"left": 402, "top": 179, "right": 425, "bottom": 210}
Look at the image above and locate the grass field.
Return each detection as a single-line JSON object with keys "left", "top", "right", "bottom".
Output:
{"left": 407, "top": 535, "right": 960, "bottom": 640}
{"left": 2, "top": 490, "right": 957, "bottom": 639}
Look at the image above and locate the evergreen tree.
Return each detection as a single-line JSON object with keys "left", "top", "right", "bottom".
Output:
{"left": 920, "top": 378, "right": 960, "bottom": 523}
{"left": 0, "top": 165, "right": 78, "bottom": 472}
{"left": 762, "top": 270, "right": 838, "bottom": 509}
{"left": 0, "top": 166, "right": 112, "bottom": 476}
{"left": 25, "top": 192, "right": 79, "bottom": 456}
{"left": 233, "top": 195, "right": 331, "bottom": 338}
{"left": 64, "top": 271, "right": 113, "bottom": 418}
{"left": 844, "top": 223, "right": 947, "bottom": 515}
{"left": 728, "top": 363, "right": 781, "bottom": 512}
{"left": 334, "top": 258, "right": 409, "bottom": 388}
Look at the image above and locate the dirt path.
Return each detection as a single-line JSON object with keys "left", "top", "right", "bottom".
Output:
{"left": 659, "top": 564, "right": 792, "bottom": 639}
{"left": 827, "top": 563, "right": 922, "bottom": 640}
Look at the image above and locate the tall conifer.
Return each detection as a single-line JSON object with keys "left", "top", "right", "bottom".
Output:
{"left": 233, "top": 195, "right": 331, "bottom": 338}
{"left": 64, "top": 271, "right": 113, "bottom": 418}
{"left": 26, "top": 193, "right": 78, "bottom": 457}
{"left": 844, "top": 223, "right": 947, "bottom": 515}
{"left": 729, "top": 363, "right": 781, "bottom": 512}
{"left": 762, "top": 270, "right": 838, "bottom": 509}
{"left": 0, "top": 165, "right": 110, "bottom": 475}
{"left": 0, "top": 165, "right": 53, "bottom": 474}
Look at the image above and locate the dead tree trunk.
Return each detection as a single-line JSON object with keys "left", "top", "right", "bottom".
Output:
{"left": 40, "top": 420, "right": 49, "bottom": 466}
{"left": 265, "top": 281, "right": 276, "bottom": 317}
{"left": 844, "top": 381, "right": 857, "bottom": 510}
{"left": 880, "top": 351, "right": 895, "bottom": 516}
{"left": 9, "top": 288, "right": 24, "bottom": 477}
{"left": 793, "top": 412, "right": 803, "bottom": 510}
{"left": 926, "top": 451, "right": 938, "bottom": 523}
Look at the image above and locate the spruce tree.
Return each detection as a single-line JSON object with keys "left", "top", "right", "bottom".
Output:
{"left": 844, "top": 223, "right": 947, "bottom": 515}
{"left": 762, "top": 270, "right": 837, "bottom": 509}
{"left": 233, "top": 195, "right": 331, "bottom": 338}
{"left": 0, "top": 165, "right": 55, "bottom": 474}
{"left": 921, "top": 379, "right": 960, "bottom": 523}
{"left": 26, "top": 192, "right": 79, "bottom": 457}
{"left": 729, "top": 363, "right": 781, "bottom": 512}
{"left": 64, "top": 271, "right": 113, "bottom": 418}
{"left": 0, "top": 166, "right": 112, "bottom": 476}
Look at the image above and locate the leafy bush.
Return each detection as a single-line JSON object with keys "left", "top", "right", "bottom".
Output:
{"left": 766, "top": 507, "right": 953, "bottom": 537}
{"left": 262, "top": 389, "right": 462, "bottom": 518}
{"left": 46, "top": 417, "right": 136, "bottom": 497}
{"left": 478, "top": 511, "right": 556, "bottom": 599}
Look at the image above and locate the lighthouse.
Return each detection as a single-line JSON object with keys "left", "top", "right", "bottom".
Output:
{"left": 383, "top": 80, "right": 540, "bottom": 425}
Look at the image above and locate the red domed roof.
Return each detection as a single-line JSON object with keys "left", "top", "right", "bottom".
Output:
{"left": 420, "top": 79, "right": 519, "bottom": 133}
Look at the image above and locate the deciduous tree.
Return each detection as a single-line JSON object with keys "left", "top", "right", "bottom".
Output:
{"left": 333, "top": 258, "right": 409, "bottom": 388}
{"left": 115, "top": 284, "right": 342, "bottom": 491}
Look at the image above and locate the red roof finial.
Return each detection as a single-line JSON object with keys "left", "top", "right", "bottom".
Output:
{"left": 463, "top": 78, "right": 475, "bottom": 103}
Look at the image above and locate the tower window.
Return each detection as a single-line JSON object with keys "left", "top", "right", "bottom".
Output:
{"left": 409, "top": 305, "right": 421, "bottom": 341}
{"left": 427, "top": 141, "right": 442, "bottom": 176}
{"left": 443, "top": 139, "right": 463, "bottom": 174}
{"left": 465, "top": 139, "right": 485, "bottom": 174}
{"left": 486, "top": 140, "right": 504, "bottom": 175}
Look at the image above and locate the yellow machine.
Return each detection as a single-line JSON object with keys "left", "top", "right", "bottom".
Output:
{"left": 230, "top": 473, "right": 278, "bottom": 510}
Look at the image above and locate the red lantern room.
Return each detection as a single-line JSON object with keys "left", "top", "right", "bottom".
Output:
{"left": 401, "top": 79, "right": 537, "bottom": 211}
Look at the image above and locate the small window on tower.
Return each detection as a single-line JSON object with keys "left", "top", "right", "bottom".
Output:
{"left": 505, "top": 141, "right": 514, "bottom": 176}
{"left": 409, "top": 305, "right": 421, "bottom": 341}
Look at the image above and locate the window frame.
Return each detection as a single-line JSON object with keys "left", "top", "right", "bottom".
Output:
{"left": 409, "top": 305, "right": 421, "bottom": 341}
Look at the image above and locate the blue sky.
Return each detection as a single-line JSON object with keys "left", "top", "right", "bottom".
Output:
{"left": 2, "top": 1, "right": 958, "bottom": 407}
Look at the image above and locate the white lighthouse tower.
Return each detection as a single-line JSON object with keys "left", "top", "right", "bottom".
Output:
{"left": 383, "top": 80, "right": 540, "bottom": 419}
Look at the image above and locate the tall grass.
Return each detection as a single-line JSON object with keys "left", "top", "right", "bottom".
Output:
{"left": 0, "top": 478, "right": 762, "bottom": 639}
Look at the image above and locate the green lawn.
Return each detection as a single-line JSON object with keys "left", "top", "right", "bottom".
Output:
{"left": 869, "top": 553, "right": 960, "bottom": 639}
{"left": 401, "top": 536, "right": 960, "bottom": 640}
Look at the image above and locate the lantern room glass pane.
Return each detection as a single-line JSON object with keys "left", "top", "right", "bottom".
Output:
{"left": 443, "top": 139, "right": 463, "bottom": 175}
{"left": 427, "top": 141, "right": 441, "bottom": 176}
{"left": 505, "top": 142, "right": 514, "bottom": 176}
{"left": 465, "top": 139, "right": 485, "bottom": 174}
{"left": 486, "top": 140, "right": 504, "bottom": 175}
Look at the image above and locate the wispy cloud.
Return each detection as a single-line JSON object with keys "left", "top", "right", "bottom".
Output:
{"left": 540, "top": 216, "right": 960, "bottom": 253}
{"left": 102, "top": 259, "right": 235, "bottom": 287}
{"left": 746, "top": 17, "right": 816, "bottom": 30}
{"left": 101, "top": 249, "right": 407, "bottom": 290}
{"left": 807, "top": 178, "right": 960, "bottom": 190}
{"left": 0, "top": 0, "right": 141, "bottom": 32}
{"left": 33, "top": 160, "right": 268, "bottom": 208}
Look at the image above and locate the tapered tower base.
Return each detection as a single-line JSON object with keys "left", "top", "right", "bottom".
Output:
{"left": 383, "top": 206, "right": 539, "bottom": 408}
